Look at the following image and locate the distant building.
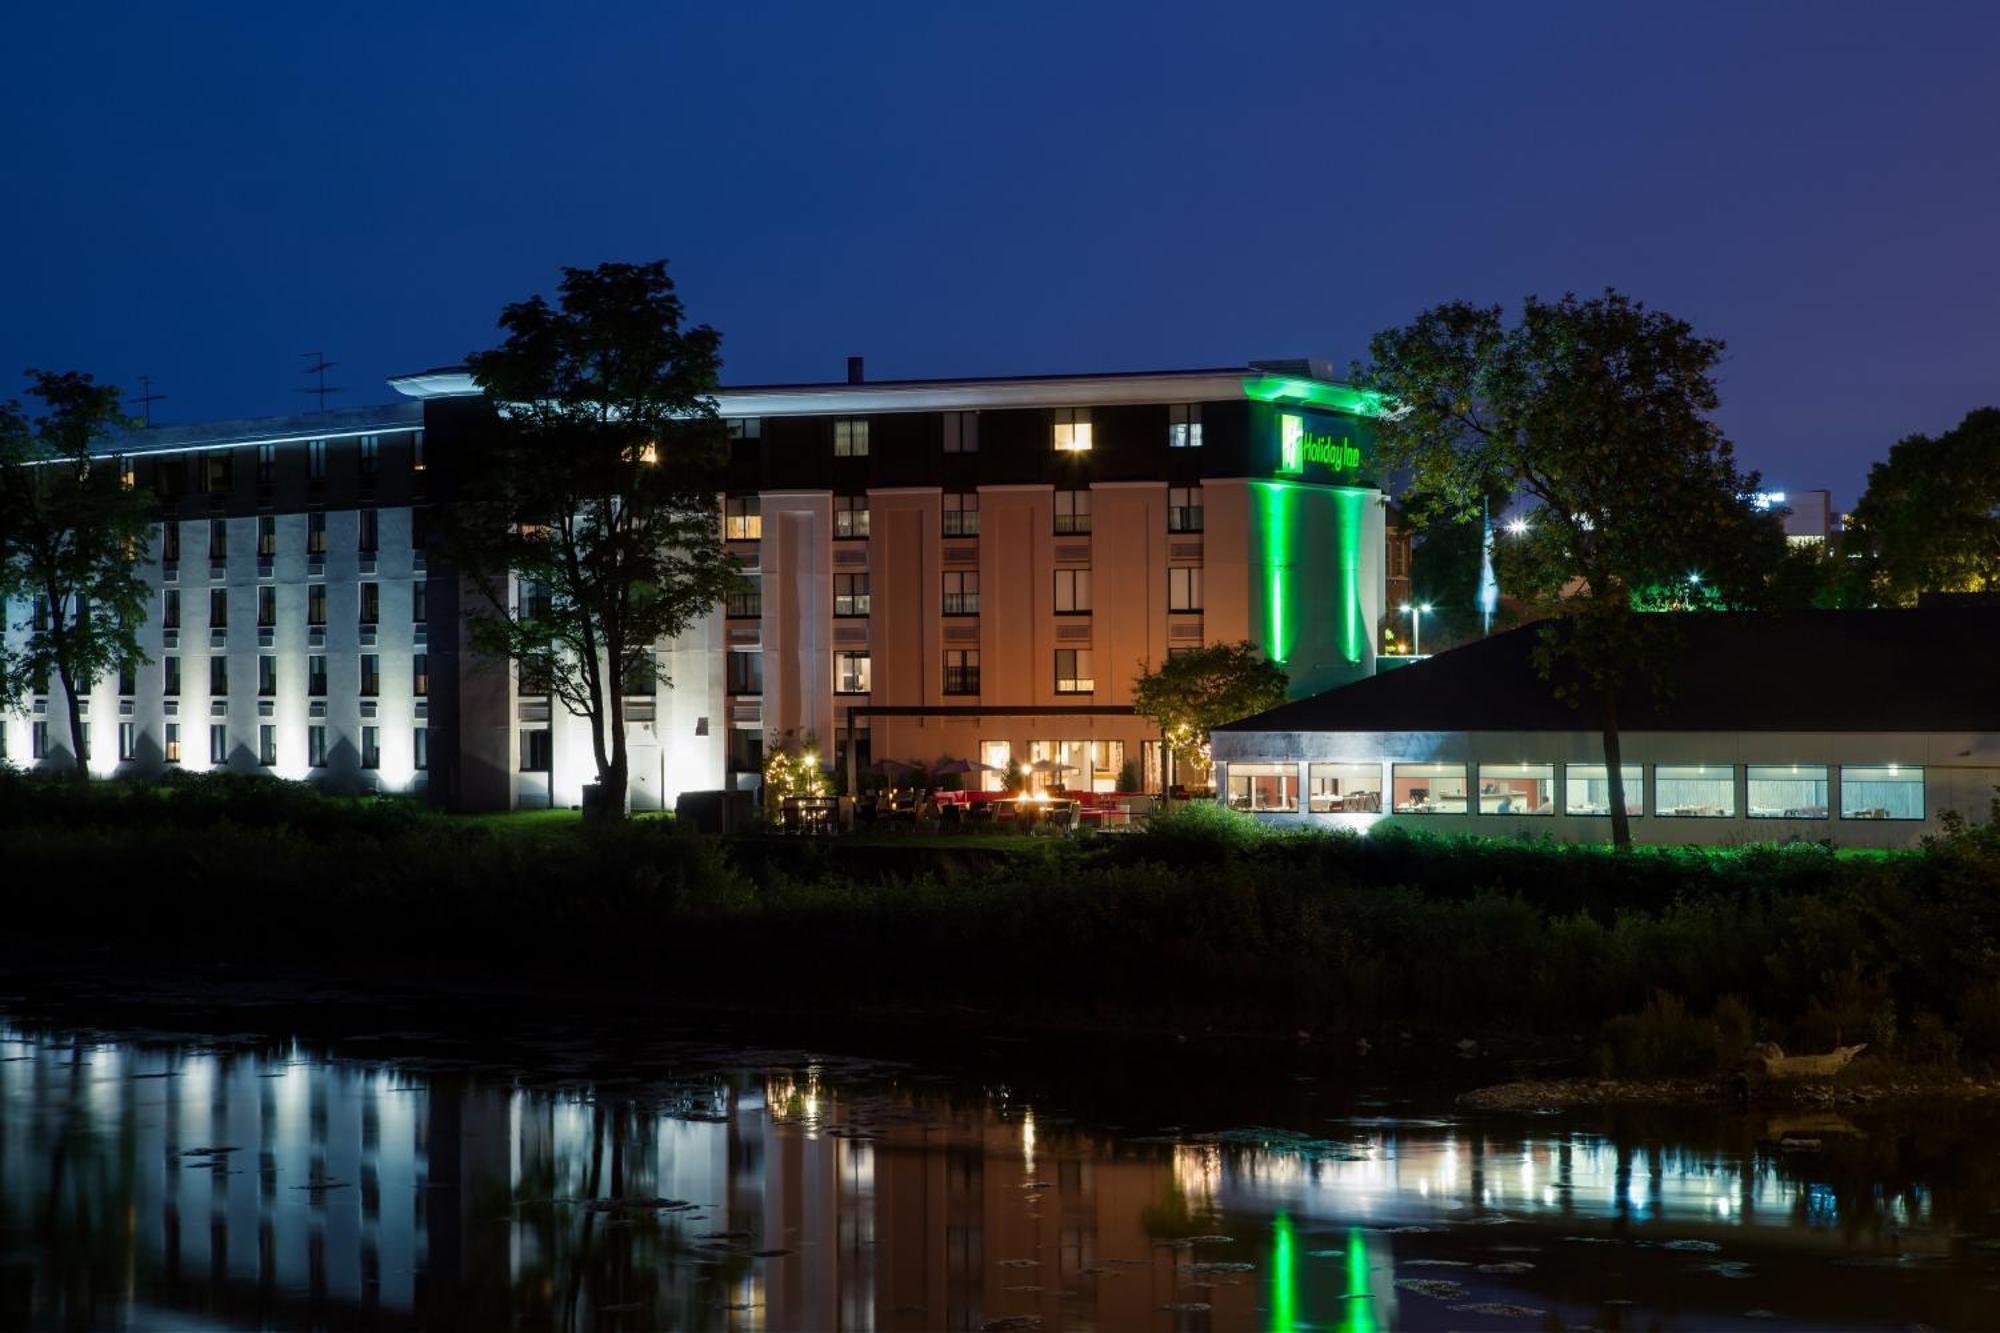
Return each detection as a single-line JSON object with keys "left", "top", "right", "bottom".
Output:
{"left": 1755, "top": 488, "right": 1836, "bottom": 545}
{"left": 1211, "top": 607, "right": 2000, "bottom": 848}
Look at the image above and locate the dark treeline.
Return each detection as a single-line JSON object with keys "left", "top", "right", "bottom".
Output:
{"left": 5, "top": 774, "right": 1998, "bottom": 1075}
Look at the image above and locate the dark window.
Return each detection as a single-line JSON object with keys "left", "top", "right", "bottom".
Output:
{"left": 359, "top": 435, "right": 380, "bottom": 476}
{"left": 256, "top": 444, "right": 275, "bottom": 484}
{"left": 360, "top": 654, "right": 380, "bottom": 697}
{"left": 944, "top": 649, "right": 980, "bottom": 695}
{"left": 164, "top": 656, "right": 180, "bottom": 696}
{"left": 520, "top": 730, "right": 551, "bottom": 772}
{"left": 308, "top": 584, "right": 326, "bottom": 626}
{"left": 725, "top": 575, "right": 761, "bottom": 618}
{"left": 1054, "top": 489, "right": 1090, "bottom": 534}
{"left": 943, "top": 491, "right": 979, "bottom": 536}
{"left": 209, "top": 724, "right": 226, "bottom": 765}
{"left": 359, "top": 583, "right": 379, "bottom": 625}
{"left": 413, "top": 727, "right": 429, "bottom": 771}
{"left": 307, "top": 439, "right": 327, "bottom": 480}
{"left": 412, "top": 580, "right": 427, "bottom": 623}
{"left": 1169, "top": 566, "right": 1203, "bottom": 612}
{"left": 208, "top": 518, "right": 227, "bottom": 560}
{"left": 258, "top": 655, "right": 276, "bottom": 696}
{"left": 257, "top": 585, "right": 275, "bottom": 626}
{"left": 1168, "top": 485, "right": 1203, "bottom": 533}
{"left": 307, "top": 510, "right": 326, "bottom": 555}
{"left": 162, "top": 590, "right": 180, "bottom": 629}
{"left": 1053, "top": 568, "right": 1091, "bottom": 614}
{"left": 621, "top": 651, "right": 656, "bottom": 696}
{"left": 203, "top": 451, "right": 232, "bottom": 494}
{"left": 308, "top": 656, "right": 327, "bottom": 697}
{"left": 308, "top": 725, "right": 326, "bottom": 767}
{"left": 258, "top": 513, "right": 277, "bottom": 556}
{"left": 259, "top": 724, "right": 276, "bottom": 767}
{"left": 941, "top": 412, "right": 978, "bottom": 454}
{"left": 209, "top": 588, "right": 228, "bottom": 628}
{"left": 358, "top": 508, "right": 378, "bottom": 553}
{"left": 210, "top": 655, "right": 227, "bottom": 696}
{"left": 727, "top": 649, "right": 762, "bottom": 695}
{"left": 943, "top": 571, "right": 979, "bottom": 615}
{"left": 361, "top": 726, "right": 380, "bottom": 770}
{"left": 161, "top": 522, "right": 180, "bottom": 562}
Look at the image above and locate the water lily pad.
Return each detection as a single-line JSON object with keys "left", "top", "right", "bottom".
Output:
{"left": 1394, "top": 1278, "right": 1470, "bottom": 1300}
{"left": 1477, "top": 1261, "right": 1535, "bottom": 1274}
{"left": 1662, "top": 1239, "right": 1723, "bottom": 1253}
{"left": 1447, "top": 1302, "right": 1546, "bottom": 1317}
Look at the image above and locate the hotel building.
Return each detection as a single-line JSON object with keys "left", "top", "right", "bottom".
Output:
{"left": 2, "top": 360, "right": 1391, "bottom": 811}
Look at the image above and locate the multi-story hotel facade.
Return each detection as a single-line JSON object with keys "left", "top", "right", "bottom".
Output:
{"left": 2, "top": 360, "right": 1389, "bottom": 811}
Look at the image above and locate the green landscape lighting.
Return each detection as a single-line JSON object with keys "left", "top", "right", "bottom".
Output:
{"left": 1271, "top": 1211, "right": 1297, "bottom": 1331}
{"left": 1243, "top": 375, "right": 1392, "bottom": 418}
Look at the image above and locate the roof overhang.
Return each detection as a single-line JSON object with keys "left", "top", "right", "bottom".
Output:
{"left": 388, "top": 368, "right": 1387, "bottom": 419}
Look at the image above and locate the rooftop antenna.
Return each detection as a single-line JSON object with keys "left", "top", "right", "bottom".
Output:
{"left": 301, "top": 351, "right": 342, "bottom": 414}
{"left": 128, "top": 374, "right": 166, "bottom": 428}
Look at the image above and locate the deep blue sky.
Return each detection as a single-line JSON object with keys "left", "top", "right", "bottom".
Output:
{"left": 4, "top": 1, "right": 1995, "bottom": 505}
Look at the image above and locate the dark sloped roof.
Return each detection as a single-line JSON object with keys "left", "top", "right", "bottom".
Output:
{"left": 1217, "top": 609, "right": 2000, "bottom": 735}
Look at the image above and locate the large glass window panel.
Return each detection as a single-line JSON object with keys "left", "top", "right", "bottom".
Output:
{"left": 1478, "top": 763, "right": 1555, "bottom": 815}
{"left": 1655, "top": 764, "right": 1735, "bottom": 817}
{"left": 1225, "top": 762, "right": 1298, "bottom": 812}
{"left": 1565, "top": 763, "right": 1644, "bottom": 816}
{"left": 980, "top": 740, "right": 1011, "bottom": 792}
{"left": 1746, "top": 764, "right": 1829, "bottom": 818}
{"left": 1308, "top": 762, "right": 1382, "bottom": 814}
{"left": 1392, "top": 762, "right": 1468, "bottom": 814}
{"left": 1841, "top": 764, "right": 1925, "bottom": 821}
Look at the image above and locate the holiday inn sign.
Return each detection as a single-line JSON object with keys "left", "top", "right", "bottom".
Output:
{"left": 1278, "top": 412, "right": 1364, "bottom": 476}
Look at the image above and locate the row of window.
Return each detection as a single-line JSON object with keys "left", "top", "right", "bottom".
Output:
{"left": 146, "top": 432, "right": 423, "bottom": 497}
{"left": 1223, "top": 760, "right": 1928, "bottom": 821}
{"left": 134, "top": 652, "right": 429, "bottom": 698}
{"left": 726, "top": 648, "right": 1095, "bottom": 697}
{"left": 719, "top": 487, "right": 1205, "bottom": 543}
{"left": 722, "top": 565, "right": 1202, "bottom": 623}
{"left": 158, "top": 509, "right": 427, "bottom": 562}
{"left": 152, "top": 580, "right": 426, "bottom": 629}
{"left": 4, "top": 719, "right": 425, "bottom": 772}
{"left": 772, "top": 407, "right": 1204, "bottom": 461}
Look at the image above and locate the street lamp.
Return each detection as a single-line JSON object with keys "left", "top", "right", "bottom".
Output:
{"left": 1505, "top": 517, "right": 1530, "bottom": 537}
{"left": 1399, "top": 602, "right": 1433, "bottom": 656}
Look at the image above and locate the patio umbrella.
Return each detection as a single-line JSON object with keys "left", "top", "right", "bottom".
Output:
{"left": 1027, "top": 759, "right": 1078, "bottom": 774}
{"left": 867, "top": 759, "right": 918, "bottom": 778}
{"left": 931, "top": 758, "right": 975, "bottom": 776}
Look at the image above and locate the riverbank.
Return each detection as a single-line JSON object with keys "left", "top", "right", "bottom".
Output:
{"left": 6, "top": 772, "right": 2000, "bottom": 1088}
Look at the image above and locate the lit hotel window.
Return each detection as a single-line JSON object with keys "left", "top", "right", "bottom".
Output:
{"left": 1308, "top": 763, "right": 1382, "bottom": 814}
{"left": 834, "top": 418, "right": 870, "bottom": 457}
{"left": 1746, "top": 764, "right": 1828, "bottom": 819}
{"left": 308, "top": 510, "right": 326, "bottom": 555}
{"left": 1168, "top": 403, "right": 1203, "bottom": 448}
{"left": 1054, "top": 649, "right": 1093, "bottom": 694}
{"left": 164, "top": 723, "right": 181, "bottom": 764}
{"left": 1655, "top": 764, "right": 1735, "bottom": 817}
{"left": 1226, "top": 762, "right": 1297, "bottom": 812}
{"left": 834, "top": 573, "right": 870, "bottom": 617}
{"left": 1841, "top": 764, "right": 1924, "bottom": 820}
{"left": 258, "top": 513, "right": 276, "bottom": 556}
{"left": 1476, "top": 763, "right": 1555, "bottom": 815}
{"left": 725, "top": 497, "right": 761, "bottom": 541}
{"left": 1392, "top": 763, "right": 1469, "bottom": 814}
{"left": 834, "top": 494, "right": 869, "bottom": 539}
{"left": 1052, "top": 407, "right": 1092, "bottom": 452}
{"left": 1565, "top": 763, "right": 1643, "bottom": 816}
{"left": 834, "top": 651, "right": 871, "bottom": 694}
{"left": 1168, "top": 566, "right": 1202, "bottom": 613}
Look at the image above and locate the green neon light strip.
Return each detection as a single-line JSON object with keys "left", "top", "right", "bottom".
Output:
{"left": 1254, "top": 481, "right": 1293, "bottom": 663}
{"left": 1271, "top": 1211, "right": 1296, "bottom": 1332}
{"left": 1335, "top": 487, "right": 1367, "bottom": 665}
{"left": 1242, "top": 375, "right": 1392, "bottom": 418}
{"left": 1342, "top": 1226, "right": 1376, "bottom": 1333}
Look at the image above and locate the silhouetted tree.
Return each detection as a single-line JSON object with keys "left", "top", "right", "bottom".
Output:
{"left": 1359, "top": 291, "right": 1783, "bottom": 849}
{"left": 0, "top": 371, "right": 151, "bottom": 775}
{"left": 441, "top": 262, "right": 741, "bottom": 820}
{"left": 1844, "top": 407, "right": 2000, "bottom": 605}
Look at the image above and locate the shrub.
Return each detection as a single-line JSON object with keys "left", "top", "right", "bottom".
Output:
{"left": 1598, "top": 992, "right": 1722, "bottom": 1078}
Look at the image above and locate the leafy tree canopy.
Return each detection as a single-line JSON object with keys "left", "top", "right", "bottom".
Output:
{"left": 443, "top": 260, "right": 741, "bottom": 817}
{"left": 0, "top": 370, "right": 151, "bottom": 772}
{"left": 1357, "top": 290, "right": 1784, "bottom": 847}
{"left": 1845, "top": 407, "right": 2000, "bottom": 605}
{"left": 1131, "top": 640, "right": 1289, "bottom": 772}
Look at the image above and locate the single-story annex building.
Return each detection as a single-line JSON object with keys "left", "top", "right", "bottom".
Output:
{"left": 1210, "top": 607, "right": 2000, "bottom": 848}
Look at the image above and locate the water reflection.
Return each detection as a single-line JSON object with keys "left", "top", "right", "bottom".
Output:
{"left": 3, "top": 1022, "right": 1997, "bottom": 1330}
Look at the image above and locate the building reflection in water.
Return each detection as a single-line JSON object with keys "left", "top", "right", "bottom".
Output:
{"left": 0, "top": 1025, "right": 1955, "bottom": 1330}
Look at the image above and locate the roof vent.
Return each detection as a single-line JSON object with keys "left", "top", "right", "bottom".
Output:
{"left": 846, "top": 356, "right": 865, "bottom": 384}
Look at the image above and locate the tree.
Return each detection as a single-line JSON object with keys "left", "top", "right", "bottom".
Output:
{"left": 443, "top": 261, "right": 740, "bottom": 820}
{"left": 1131, "top": 641, "right": 1289, "bottom": 793}
{"left": 1358, "top": 291, "right": 1784, "bottom": 849}
{"left": 1844, "top": 407, "right": 2000, "bottom": 605}
{"left": 0, "top": 371, "right": 152, "bottom": 776}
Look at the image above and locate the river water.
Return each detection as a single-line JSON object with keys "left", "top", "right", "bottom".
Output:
{"left": 3, "top": 1015, "right": 1999, "bottom": 1331}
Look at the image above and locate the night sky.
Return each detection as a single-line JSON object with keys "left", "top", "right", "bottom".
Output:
{"left": 4, "top": 1, "right": 1994, "bottom": 505}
